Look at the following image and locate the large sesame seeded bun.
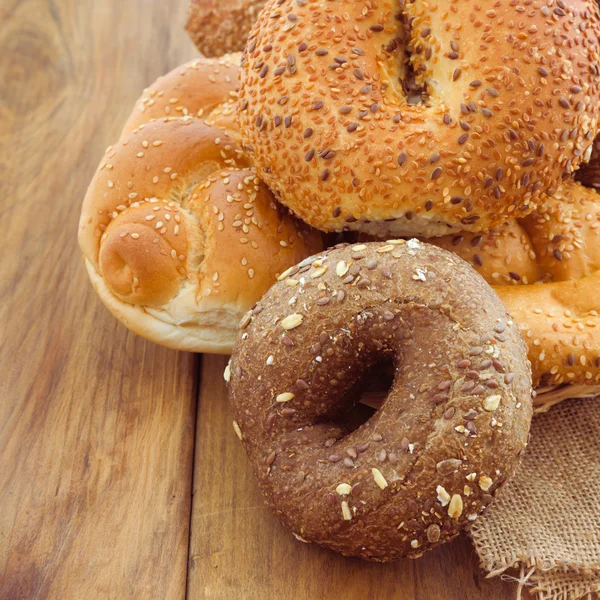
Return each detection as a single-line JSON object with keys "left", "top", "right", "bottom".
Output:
{"left": 79, "top": 57, "right": 322, "bottom": 354}
{"left": 186, "top": 0, "right": 266, "bottom": 58}
{"left": 238, "top": 0, "right": 600, "bottom": 237}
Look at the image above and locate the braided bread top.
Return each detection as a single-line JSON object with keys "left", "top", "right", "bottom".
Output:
{"left": 79, "top": 56, "right": 321, "bottom": 353}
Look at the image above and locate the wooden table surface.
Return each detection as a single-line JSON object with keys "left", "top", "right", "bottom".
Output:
{"left": 0, "top": 1, "right": 516, "bottom": 598}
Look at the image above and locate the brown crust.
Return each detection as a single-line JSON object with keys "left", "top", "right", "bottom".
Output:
{"left": 575, "top": 135, "right": 600, "bottom": 190}
{"left": 79, "top": 56, "right": 322, "bottom": 353}
{"left": 422, "top": 179, "right": 600, "bottom": 386}
{"left": 238, "top": 0, "right": 600, "bottom": 237}
{"left": 186, "top": 0, "right": 266, "bottom": 58}
{"left": 228, "top": 241, "right": 532, "bottom": 560}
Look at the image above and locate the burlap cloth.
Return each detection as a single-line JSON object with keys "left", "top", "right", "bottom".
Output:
{"left": 470, "top": 396, "right": 600, "bottom": 599}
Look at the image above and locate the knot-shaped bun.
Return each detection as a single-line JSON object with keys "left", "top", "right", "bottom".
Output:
{"left": 239, "top": 0, "right": 600, "bottom": 237}
{"left": 79, "top": 56, "right": 322, "bottom": 353}
{"left": 426, "top": 179, "right": 600, "bottom": 387}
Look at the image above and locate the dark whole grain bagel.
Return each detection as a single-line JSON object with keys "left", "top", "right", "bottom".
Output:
{"left": 227, "top": 241, "right": 533, "bottom": 560}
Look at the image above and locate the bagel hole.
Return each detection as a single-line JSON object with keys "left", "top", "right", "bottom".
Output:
{"left": 336, "top": 362, "right": 393, "bottom": 433}
{"left": 359, "top": 363, "right": 392, "bottom": 412}
{"left": 340, "top": 402, "right": 377, "bottom": 433}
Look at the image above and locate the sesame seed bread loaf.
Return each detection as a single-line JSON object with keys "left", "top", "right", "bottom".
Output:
{"left": 228, "top": 241, "right": 532, "bottom": 560}
{"left": 186, "top": 0, "right": 266, "bottom": 58}
{"left": 79, "top": 56, "right": 322, "bottom": 353}
{"left": 420, "top": 179, "right": 600, "bottom": 386}
{"left": 238, "top": 0, "right": 600, "bottom": 237}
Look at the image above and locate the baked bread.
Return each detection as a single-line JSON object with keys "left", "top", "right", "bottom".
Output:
{"left": 238, "top": 0, "right": 600, "bottom": 237}
{"left": 186, "top": 0, "right": 266, "bottom": 58}
{"left": 79, "top": 56, "right": 322, "bottom": 353}
{"left": 424, "top": 179, "right": 600, "bottom": 387}
{"left": 228, "top": 241, "right": 532, "bottom": 560}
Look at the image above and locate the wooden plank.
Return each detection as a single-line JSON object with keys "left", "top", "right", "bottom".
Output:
{"left": 0, "top": 1, "right": 198, "bottom": 598}
{"left": 189, "top": 356, "right": 516, "bottom": 600}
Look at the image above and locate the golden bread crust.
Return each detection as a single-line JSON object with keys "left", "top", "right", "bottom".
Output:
{"left": 239, "top": 0, "right": 600, "bottom": 236}
{"left": 79, "top": 56, "right": 322, "bottom": 353}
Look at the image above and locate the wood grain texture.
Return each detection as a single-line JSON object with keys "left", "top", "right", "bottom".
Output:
{"left": 1, "top": 0, "right": 518, "bottom": 598}
{"left": 189, "top": 356, "right": 516, "bottom": 600}
{"left": 0, "top": 1, "right": 198, "bottom": 598}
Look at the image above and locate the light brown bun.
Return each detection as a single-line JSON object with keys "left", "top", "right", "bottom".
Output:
{"left": 186, "top": 0, "right": 266, "bottom": 58}
{"left": 228, "top": 241, "right": 532, "bottom": 560}
{"left": 429, "top": 220, "right": 541, "bottom": 286}
{"left": 238, "top": 0, "right": 600, "bottom": 237}
{"left": 422, "top": 179, "right": 600, "bottom": 386}
{"left": 79, "top": 57, "right": 322, "bottom": 353}
{"left": 496, "top": 271, "right": 600, "bottom": 389}
{"left": 121, "top": 55, "right": 242, "bottom": 135}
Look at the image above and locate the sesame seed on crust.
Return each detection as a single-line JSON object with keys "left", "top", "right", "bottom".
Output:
{"left": 238, "top": 0, "right": 600, "bottom": 237}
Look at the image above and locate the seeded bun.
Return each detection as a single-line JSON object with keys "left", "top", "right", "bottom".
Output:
{"left": 228, "top": 241, "right": 532, "bottom": 560}
{"left": 239, "top": 0, "right": 600, "bottom": 237}
{"left": 418, "top": 179, "right": 600, "bottom": 386}
{"left": 186, "top": 0, "right": 266, "bottom": 58}
{"left": 79, "top": 56, "right": 322, "bottom": 353}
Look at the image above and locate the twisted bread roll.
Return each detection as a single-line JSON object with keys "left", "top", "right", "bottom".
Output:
{"left": 239, "top": 0, "right": 600, "bottom": 237}
{"left": 186, "top": 0, "right": 266, "bottom": 58}
{"left": 79, "top": 56, "right": 321, "bottom": 353}
{"left": 228, "top": 241, "right": 532, "bottom": 560}
{"left": 428, "top": 179, "right": 600, "bottom": 386}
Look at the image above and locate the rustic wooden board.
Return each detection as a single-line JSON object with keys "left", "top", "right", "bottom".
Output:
{"left": 1, "top": 0, "right": 517, "bottom": 598}
{"left": 188, "top": 356, "right": 515, "bottom": 600}
{"left": 0, "top": 1, "right": 197, "bottom": 598}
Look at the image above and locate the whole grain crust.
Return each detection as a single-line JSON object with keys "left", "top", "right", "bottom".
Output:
{"left": 228, "top": 241, "right": 533, "bottom": 560}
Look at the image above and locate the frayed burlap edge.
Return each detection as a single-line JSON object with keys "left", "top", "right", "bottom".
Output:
{"left": 470, "top": 548, "right": 600, "bottom": 600}
{"left": 469, "top": 396, "right": 600, "bottom": 600}
{"left": 488, "top": 563, "right": 600, "bottom": 600}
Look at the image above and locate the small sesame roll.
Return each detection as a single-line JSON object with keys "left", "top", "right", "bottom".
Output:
{"left": 79, "top": 56, "right": 322, "bottom": 354}
{"left": 186, "top": 0, "right": 266, "bottom": 58}
{"left": 238, "top": 0, "right": 600, "bottom": 238}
